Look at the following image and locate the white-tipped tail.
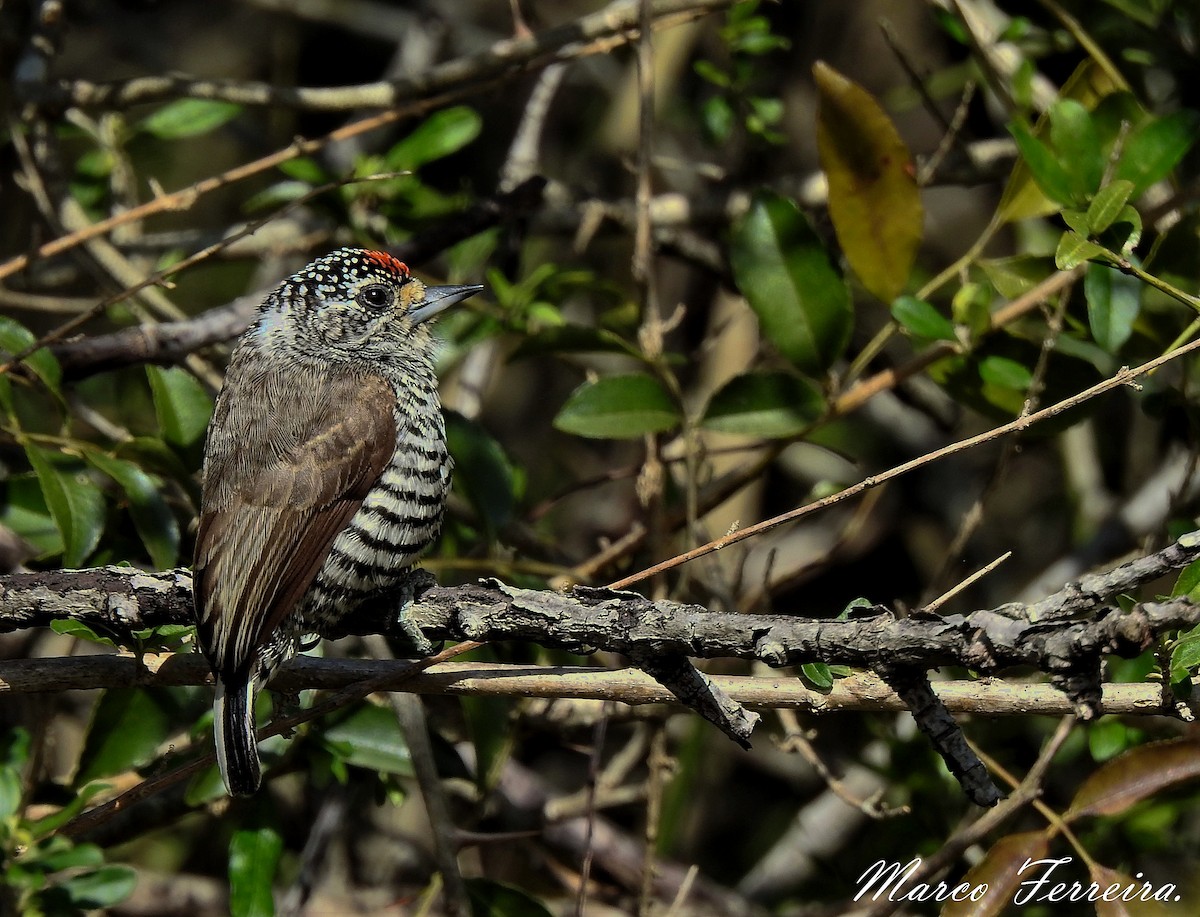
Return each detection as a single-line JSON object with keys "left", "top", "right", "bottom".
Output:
{"left": 214, "top": 676, "right": 261, "bottom": 796}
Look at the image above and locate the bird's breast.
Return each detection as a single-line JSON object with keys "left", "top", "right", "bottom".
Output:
{"left": 309, "top": 378, "right": 450, "bottom": 600}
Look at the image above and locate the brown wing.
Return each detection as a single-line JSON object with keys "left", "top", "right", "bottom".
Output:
{"left": 193, "top": 364, "right": 396, "bottom": 679}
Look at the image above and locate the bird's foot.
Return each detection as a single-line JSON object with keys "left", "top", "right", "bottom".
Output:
{"left": 387, "top": 573, "right": 438, "bottom": 658}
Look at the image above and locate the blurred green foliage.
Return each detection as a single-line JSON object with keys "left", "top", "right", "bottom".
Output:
{"left": 4, "top": 0, "right": 1200, "bottom": 914}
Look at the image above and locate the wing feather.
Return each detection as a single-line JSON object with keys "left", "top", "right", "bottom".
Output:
{"left": 194, "top": 364, "right": 395, "bottom": 678}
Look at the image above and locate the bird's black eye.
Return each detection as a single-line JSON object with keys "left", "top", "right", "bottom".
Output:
{"left": 357, "top": 284, "right": 393, "bottom": 311}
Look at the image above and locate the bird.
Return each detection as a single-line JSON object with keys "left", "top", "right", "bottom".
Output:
{"left": 192, "top": 247, "right": 482, "bottom": 796}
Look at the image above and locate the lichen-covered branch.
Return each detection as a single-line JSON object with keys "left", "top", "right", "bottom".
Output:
{"left": 4, "top": 532, "right": 1199, "bottom": 805}
{"left": 3, "top": 533, "right": 1198, "bottom": 699}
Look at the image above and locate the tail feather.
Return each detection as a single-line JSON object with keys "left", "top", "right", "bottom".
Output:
{"left": 214, "top": 677, "right": 261, "bottom": 796}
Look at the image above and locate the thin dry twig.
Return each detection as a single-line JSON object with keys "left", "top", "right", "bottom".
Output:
{"left": 21, "top": 0, "right": 733, "bottom": 112}
{"left": 777, "top": 708, "right": 904, "bottom": 818}
{"left": 639, "top": 722, "right": 670, "bottom": 916}
{"left": 575, "top": 705, "right": 609, "bottom": 917}
{"left": 0, "top": 0, "right": 734, "bottom": 285}
{"left": 0, "top": 172, "right": 409, "bottom": 376}
{"left": 923, "top": 551, "right": 1013, "bottom": 614}
{"left": 607, "top": 336, "right": 1200, "bottom": 589}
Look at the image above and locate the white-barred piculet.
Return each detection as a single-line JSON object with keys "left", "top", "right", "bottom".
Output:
{"left": 193, "top": 248, "right": 481, "bottom": 795}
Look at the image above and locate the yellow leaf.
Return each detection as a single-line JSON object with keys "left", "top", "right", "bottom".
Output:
{"left": 814, "top": 60, "right": 922, "bottom": 303}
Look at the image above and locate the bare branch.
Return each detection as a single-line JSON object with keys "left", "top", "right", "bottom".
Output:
{"left": 3, "top": 531, "right": 1198, "bottom": 702}
{"left": 607, "top": 336, "right": 1200, "bottom": 590}
{"left": 23, "top": 0, "right": 734, "bottom": 112}
{"left": 48, "top": 177, "right": 546, "bottom": 379}
{"left": 0, "top": 656, "right": 1183, "bottom": 717}
{"left": 4, "top": 533, "right": 1197, "bottom": 808}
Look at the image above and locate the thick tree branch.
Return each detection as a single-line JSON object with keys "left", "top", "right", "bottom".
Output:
{"left": 4, "top": 533, "right": 1198, "bottom": 804}
{"left": 3, "top": 532, "right": 1197, "bottom": 698}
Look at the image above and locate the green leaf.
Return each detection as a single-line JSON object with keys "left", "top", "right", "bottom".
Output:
{"left": 800, "top": 663, "right": 834, "bottom": 691}
{"left": 553, "top": 374, "right": 681, "bottom": 439}
{"left": 1088, "top": 718, "right": 1134, "bottom": 762}
{"left": 813, "top": 61, "right": 923, "bottom": 302}
{"left": 115, "top": 435, "right": 194, "bottom": 483}
{"left": 978, "top": 255, "right": 1051, "bottom": 299}
{"left": 74, "top": 689, "right": 177, "bottom": 785}
{"left": 0, "top": 729, "right": 29, "bottom": 821}
{"left": 75, "top": 147, "right": 114, "bottom": 179}
{"left": 729, "top": 191, "right": 851, "bottom": 373}
{"left": 1054, "top": 231, "right": 1109, "bottom": 271}
{"left": 702, "top": 95, "right": 735, "bottom": 142}
{"left": 0, "top": 316, "right": 62, "bottom": 395}
{"left": 1115, "top": 110, "right": 1200, "bottom": 197}
{"left": 242, "top": 180, "right": 318, "bottom": 213}
{"left": 1047, "top": 99, "right": 1103, "bottom": 202}
{"left": 1172, "top": 558, "right": 1200, "bottom": 600}
{"left": 693, "top": 59, "right": 730, "bottom": 88}
{"left": 700, "top": 371, "right": 822, "bottom": 438}
{"left": 229, "top": 826, "right": 283, "bottom": 917}
{"left": 0, "top": 767, "right": 21, "bottom": 823}
{"left": 466, "top": 878, "right": 554, "bottom": 917}
{"left": 85, "top": 452, "right": 180, "bottom": 569}
{"left": 1170, "top": 624, "right": 1200, "bottom": 683}
{"left": 386, "top": 106, "right": 482, "bottom": 171}
{"left": 24, "top": 783, "right": 107, "bottom": 838}
{"left": 131, "top": 623, "right": 194, "bottom": 652}
{"left": 891, "top": 295, "right": 956, "bottom": 341}
{"left": 998, "top": 60, "right": 1124, "bottom": 221}
{"left": 277, "top": 157, "right": 327, "bottom": 184}
{"left": 1061, "top": 208, "right": 1091, "bottom": 237}
{"left": 146, "top": 365, "right": 213, "bottom": 448}
{"left": 461, "top": 693, "right": 515, "bottom": 792}
{"left": 977, "top": 355, "right": 1033, "bottom": 391}
{"left": 1, "top": 724, "right": 30, "bottom": 768}
{"left": 508, "top": 323, "right": 637, "bottom": 360}
{"left": 1087, "top": 179, "right": 1135, "bottom": 234}
{"left": 1108, "top": 204, "right": 1143, "bottom": 256}
{"left": 1085, "top": 263, "right": 1141, "bottom": 353}
{"left": 24, "top": 444, "right": 105, "bottom": 568}
{"left": 950, "top": 282, "right": 991, "bottom": 341}
{"left": 1009, "top": 120, "right": 1078, "bottom": 208}
{"left": 38, "top": 840, "right": 104, "bottom": 872}
{"left": 56, "top": 865, "right": 137, "bottom": 909}
{"left": 138, "top": 99, "right": 242, "bottom": 139}
{"left": 51, "top": 619, "right": 119, "bottom": 649}
{"left": 322, "top": 703, "right": 413, "bottom": 776}
{"left": 446, "top": 413, "right": 519, "bottom": 538}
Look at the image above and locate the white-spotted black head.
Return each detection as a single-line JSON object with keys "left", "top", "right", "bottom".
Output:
{"left": 253, "top": 248, "right": 481, "bottom": 365}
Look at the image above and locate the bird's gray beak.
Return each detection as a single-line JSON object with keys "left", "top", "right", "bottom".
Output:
{"left": 409, "top": 284, "right": 484, "bottom": 325}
